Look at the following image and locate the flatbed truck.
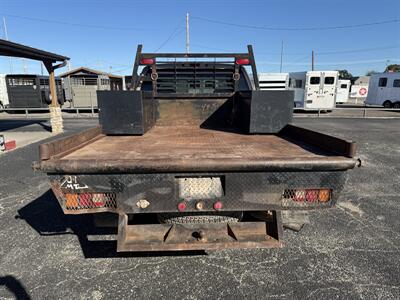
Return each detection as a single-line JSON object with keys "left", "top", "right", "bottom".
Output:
{"left": 34, "top": 45, "right": 360, "bottom": 252}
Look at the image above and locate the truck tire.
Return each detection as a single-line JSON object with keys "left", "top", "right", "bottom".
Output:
{"left": 393, "top": 102, "right": 400, "bottom": 109}
{"left": 158, "top": 212, "right": 243, "bottom": 224}
{"left": 383, "top": 100, "right": 392, "bottom": 108}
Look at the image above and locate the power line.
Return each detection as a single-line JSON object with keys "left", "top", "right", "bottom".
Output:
{"left": 192, "top": 42, "right": 400, "bottom": 56}
{"left": 192, "top": 15, "right": 400, "bottom": 31}
{"left": 258, "top": 57, "right": 399, "bottom": 66}
{"left": 311, "top": 58, "right": 400, "bottom": 65}
{"left": 317, "top": 45, "right": 400, "bottom": 55}
{"left": 1, "top": 12, "right": 157, "bottom": 31}
{"left": 154, "top": 26, "right": 185, "bottom": 52}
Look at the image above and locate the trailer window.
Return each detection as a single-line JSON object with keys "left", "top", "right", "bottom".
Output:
{"left": 39, "top": 78, "right": 49, "bottom": 86}
{"left": 379, "top": 78, "right": 387, "bottom": 87}
{"left": 310, "top": 77, "right": 320, "bottom": 85}
{"left": 71, "top": 77, "right": 98, "bottom": 86}
{"left": 393, "top": 79, "right": 400, "bottom": 87}
{"left": 100, "top": 78, "right": 110, "bottom": 85}
{"left": 340, "top": 84, "right": 347, "bottom": 88}
{"left": 324, "top": 77, "right": 335, "bottom": 85}
{"left": 8, "top": 78, "right": 35, "bottom": 86}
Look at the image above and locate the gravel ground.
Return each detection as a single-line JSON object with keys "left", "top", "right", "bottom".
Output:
{"left": 0, "top": 118, "right": 399, "bottom": 299}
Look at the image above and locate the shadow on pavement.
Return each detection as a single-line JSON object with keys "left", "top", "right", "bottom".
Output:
{"left": 0, "top": 120, "right": 51, "bottom": 132}
{"left": 17, "top": 190, "right": 206, "bottom": 258}
{"left": 0, "top": 275, "right": 31, "bottom": 300}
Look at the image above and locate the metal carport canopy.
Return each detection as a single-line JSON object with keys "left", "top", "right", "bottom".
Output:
{"left": 0, "top": 39, "right": 70, "bottom": 133}
{"left": 0, "top": 39, "right": 69, "bottom": 63}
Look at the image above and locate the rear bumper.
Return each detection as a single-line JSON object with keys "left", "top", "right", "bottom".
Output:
{"left": 49, "top": 171, "right": 347, "bottom": 215}
{"left": 48, "top": 171, "right": 348, "bottom": 252}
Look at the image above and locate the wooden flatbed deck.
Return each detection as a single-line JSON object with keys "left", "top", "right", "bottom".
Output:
{"left": 64, "top": 126, "right": 328, "bottom": 161}
{"left": 36, "top": 125, "right": 358, "bottom": 174}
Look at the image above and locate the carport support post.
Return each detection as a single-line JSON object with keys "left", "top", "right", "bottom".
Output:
{"left": 44, "top": 61, "right": 64, "bottom": 134}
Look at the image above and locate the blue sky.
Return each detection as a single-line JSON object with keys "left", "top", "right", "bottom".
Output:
{"left": 0, "top": 0, "right": 399, "bottom": 76}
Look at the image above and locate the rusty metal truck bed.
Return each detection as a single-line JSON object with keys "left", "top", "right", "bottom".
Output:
{"left": 37, "top": 124, "right": 358, "bottom": 174}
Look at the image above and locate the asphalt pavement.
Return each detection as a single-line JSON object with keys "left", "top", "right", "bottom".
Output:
{"left": 0, "top": 118, "right": 399, "bottom": 299}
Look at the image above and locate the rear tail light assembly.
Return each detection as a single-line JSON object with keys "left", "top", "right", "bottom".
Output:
{"left": 284, "top": 188, "right": 332, "bottom": 204}
{"left": 64, "top": 192, "right": 116, "bottom": 210}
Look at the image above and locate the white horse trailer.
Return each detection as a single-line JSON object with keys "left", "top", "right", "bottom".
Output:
{"left": 289, "top": 71, "right": 338, "bottom": 110}
{"left": 336, "top": 79, "right": 351, "bottom": 104}
{"left": 349, "top": 76, "right": 369, "bottom": 104}
{"left": 258, "top": 73, "right": 289, "bottom": 90}
{"left": 0, "top": 74, "right": 10, "bottom": 110}
{"left": 365, "top": 72, "right": 400, "bottom": 108}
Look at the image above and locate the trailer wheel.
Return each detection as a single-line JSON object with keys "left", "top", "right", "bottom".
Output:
{"left": 383, "top": 100, "right": 392, "bottom": 108}
{"left": 157, "top": 212, "right": 243, "bottom": 224}
{"left": 393, "top": 102, "right": 400, "bottom": 109}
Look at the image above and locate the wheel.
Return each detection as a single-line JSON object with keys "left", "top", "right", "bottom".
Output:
{"left": 383, "top": 101, "right": 392, "bottom": 108}
{"left": 157, "top": 212, "right": 243, "bottom": 224}
{"left": 393, "top": 102, "right": 400, "bottom": 109}
{"left": 58, "top": 97, "right": 65, "bottom": 106}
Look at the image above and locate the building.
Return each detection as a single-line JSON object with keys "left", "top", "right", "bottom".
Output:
{"left": 60, "top": 67, "right": 123, "bottom": 108}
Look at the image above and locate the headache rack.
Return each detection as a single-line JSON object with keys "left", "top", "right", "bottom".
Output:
{"left": 131, "top": 45, "right": 260, "bottom": 97}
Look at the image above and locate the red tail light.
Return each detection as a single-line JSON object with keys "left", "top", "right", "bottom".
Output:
{"left": 306, "top": 189, "right": 319, "bottom": 202}
{"left": 235, "top": 58, "right": 250, "bottom": 65}
{"left": 79, "top": 193, "right": 93, "bottom": 207}
{"left": 140, "top": 58, "right": 155, "bottom": 65}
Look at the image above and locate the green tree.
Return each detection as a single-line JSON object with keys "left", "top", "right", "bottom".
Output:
{"left": 337, "top": 69, "right": 353, "bottom": 79}
{"left": 366, "top": 70, "right": 378, "bottom": 76}
{"left": 385, "top": 64, "right": 400, "bottom": 72}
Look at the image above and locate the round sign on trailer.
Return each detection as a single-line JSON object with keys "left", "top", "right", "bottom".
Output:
{"left": 359, "top": 87, "right": 367, "bottom": 96}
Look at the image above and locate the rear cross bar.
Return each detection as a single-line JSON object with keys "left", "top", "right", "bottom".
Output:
{"left": 131, "top": 44, "right": 260, "bottom": 91}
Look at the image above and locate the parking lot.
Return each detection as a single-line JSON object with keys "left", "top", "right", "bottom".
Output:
{"left": 0, "top": 116, "right": 399, "bottom": 299}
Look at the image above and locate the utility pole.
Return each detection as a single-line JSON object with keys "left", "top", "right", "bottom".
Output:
{"left": 22, "top": 58, "right": 27, "bottom": 74}
{"left": 311, "top": 50, "right": 315, "bottom": 71}
{"left": 279, "top": 40, "right": 284, "bottom": 72}
{"left": 3, "top": 17, "right": 13, "bottom": 73}
{"left": 186, "top": 13, "right": 190, "bottom": 54}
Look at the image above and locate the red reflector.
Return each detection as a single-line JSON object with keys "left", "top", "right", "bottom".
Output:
{"left": 178, "top": 202, "right": 186, "bottom": 212}
{"left": 306, "top": 189, "right": 318, "bottom": 202}
{"left": 5, "top": 140, "right": 16, "bottom": 151}
{"left": 213, "top": 201, "right": 223, "bottom": 210}
{"left": 140, "top": 58, "right": 155, "bottom": 65}
{"left": 235, "top": 58, "right": 249, "bottom": 65}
